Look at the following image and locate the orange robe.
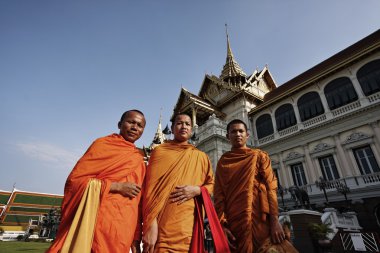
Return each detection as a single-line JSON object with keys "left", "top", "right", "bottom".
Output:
{"left": 47, "top": 134, "right": 145, "bottom": 253}
{"left": 143, "top": 141, "right": 214, "bottom": 253}
{"left": 214, "top": 148, "right": 298, "bottom": 253}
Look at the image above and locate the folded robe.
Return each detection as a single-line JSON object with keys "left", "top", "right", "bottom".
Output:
{"left": 143, "top": 141, "right": 214, "bottom": 253}
{"left": 215, "top": 148, "right": 298, "bottom": 253}
{"left": 47, "top": 134, "right": 145, "bottom": 253}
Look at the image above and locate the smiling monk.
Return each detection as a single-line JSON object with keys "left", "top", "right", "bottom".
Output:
{"left": 142, "top": 113, "right": 214, "bottom": 253}
{"left": 47, "top": 110, "right": 146, "bottom": 253}
{"left": 214, "top": 119, "right": 299, "bottom": 253}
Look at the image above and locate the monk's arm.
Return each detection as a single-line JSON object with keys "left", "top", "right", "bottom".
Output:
{"left": 133, "top": 180, "right": 144, "bottom": 241}
{"left": 214, "top": 164, "right": 236, "bottom": 249}
{"left": 170, "top": 155, "right": 214, "bottom": 204}
{"left": 213, "top": 165, "right": 226, "bottom": 225}
{"left": 259, "top": 151, "right": 279, "bottom": 216}
{"left": 142, "top": 217, "right": 158, "bottom": 253}
{"left": 259, "top": 151, "right": 285, "bottom": 244}
{"left": 202, "top": 158, "right": 214, "bottom": 195}
{"left": 110, "top": 182, "right": 141, "bottom": 198}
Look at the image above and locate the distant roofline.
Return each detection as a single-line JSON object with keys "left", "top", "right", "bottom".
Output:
{"left": 1, "top": 188, "right": 63, "bottom": 197}
{"left": 250, "top": 29, "right": 380, "bottom": 114}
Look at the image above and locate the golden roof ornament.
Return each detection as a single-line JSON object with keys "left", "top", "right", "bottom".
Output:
{"left": 149, "top": 110, "right": 166, "bottom": 150}
{"left": 220, "top": 24, "right": 247, "bottom": 84}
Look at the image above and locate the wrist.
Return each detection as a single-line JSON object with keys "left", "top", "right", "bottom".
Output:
{"left": 110, "top": 182, "right": 120, "bottom": 193}
{"left": 269, "top": 215, "right": 279, "bottom": 223}
{"left": 196, "top": 186, "right": 201, "bottom": 196}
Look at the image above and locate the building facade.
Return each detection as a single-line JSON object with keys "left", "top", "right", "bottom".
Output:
{"left": 0, "top": 188, "right": 62, "bottom": 230}
{"left": 249, "top": 30, "right": 380, "bottom": 231}
{"left": 171, "top": 29, "right": 380, "bottom": 231}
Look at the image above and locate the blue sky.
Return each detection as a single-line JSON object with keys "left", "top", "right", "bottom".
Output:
{"left": 1, "top": 0, "right": 380, "bottom": 194}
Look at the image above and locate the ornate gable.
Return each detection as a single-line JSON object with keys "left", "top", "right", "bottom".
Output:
{"left": 172, "top": 87, "right": 226, "bottom": 125}
{"left": 198, "top": 75, "right": 238, "bottom": 106}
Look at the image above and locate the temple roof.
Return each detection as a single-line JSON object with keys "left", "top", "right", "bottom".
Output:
{"left": 172, "top": 88, "right": 225, "bottom": 121}
{"left": 149, "top": 113, "right": 166, "bottom": 149}
{"left": 220, "top": 30, "right": 247, "bottom": 83}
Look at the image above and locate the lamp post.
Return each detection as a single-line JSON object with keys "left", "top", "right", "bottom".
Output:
{"left": 162, "top": 124, "right": 171, "bottom": 141}
{"left": 336, "top": 181, "right": 351, "bottom": 209}
{"left": 277, "top": 184, "right": 287, "bottom": 210}
{"left": 315, "top": 176, "right": 329, "bottom": 206}
{"left": 190, "top": 132, "right": 199, "bottom": 145}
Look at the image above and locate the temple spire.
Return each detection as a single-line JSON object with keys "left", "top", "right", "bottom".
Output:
{"left": 220, "top": 24, "right": 247, "bottom": 85}
{"left": 226, "top": 24, "right": 234, "bottom": 60}
{"left": 149, "top": 109, "right": 166, "bottom": 149}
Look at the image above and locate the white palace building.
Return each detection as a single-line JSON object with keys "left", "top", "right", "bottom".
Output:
{"left": 170, "top": 29, "right": 380, "bottom": 232}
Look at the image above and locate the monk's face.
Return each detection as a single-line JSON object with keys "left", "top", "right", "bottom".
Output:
{"left": 118, "top": 111, "right": 146, "bottom": 143}
{"left": 227, "top": 123, "right": 249, "bottom": 149}
{"left": 172, "top": 114, "right": 192, "bottom": 144}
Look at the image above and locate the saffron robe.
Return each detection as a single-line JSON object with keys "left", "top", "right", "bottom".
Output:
{"left": 214, "top": 148, "right": 298, "bottom": 253}
{"left": 47, "top": 134, "right": 145, "bottom": 253}
{"left": 142, "top": 141, "right": 214, "bottom": 253}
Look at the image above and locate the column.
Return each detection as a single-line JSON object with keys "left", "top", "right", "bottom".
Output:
{"left": 333, "top": 135, "right": 352, "bottom": 177}
{"left": 293, "top": 104, "right": 302, "bottom": 128}
{"left": 370, "top": 121, "right": 380, "bottom": 162}
{"left": 370, "top": 121, "right": 380, "bottom": 147}
{"left": 350, "top": 75, "right": 366, "bottom": 99}
{"left": 271, "top": 113, "right": 279, "bottom": 138}
{"left": 318, "top": 90, "right": 332, "bottom": 120}
{"left": 191, "top": 107, "right": 197, "bottom": 127}
{"left": 303, "top": 145, "right": 316, "bottom": 182}
{"left": 279, "top": 152, "right": 292, "bottom": 187}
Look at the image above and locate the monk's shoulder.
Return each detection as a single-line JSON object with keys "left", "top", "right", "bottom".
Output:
{"left": 84, "top": 135, "right": 109, "bottom": 151}
{"left": 251, "top": 148, "right": 270, "bottom": 162}
{"left": 93, "top": 135, "right": 110, "bottom": 144}
{"left": 219, "top": 151, "right": 231, "bottom": 160}
{"left": 193, "top": 147, "right": 209, "bottom": 159}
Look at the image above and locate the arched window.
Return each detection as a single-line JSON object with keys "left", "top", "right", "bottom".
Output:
{"left": 297, "top": 92, "right": 325, "bottom": 122}
{"left": 256, "top": 114, "right": 274, "bottom": 139}
{"left": 275, "top": 104, "right": 296, "bottom": 131}
{"left": 324, "top": 77, "right": 358, "bottom": 110}
{"left": 357, "top": 59, "right": 380, "bottom": 96}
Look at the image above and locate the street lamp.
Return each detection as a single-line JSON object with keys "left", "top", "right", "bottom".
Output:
{"left": 315, "top": 176, "right": 329, "bottom": 205}
{"left": 336, "top": 181, "right": 351, "bottom": 208}
{"left": 162, "top": 124, "right": 171, "bottom": 141}
{"left": 277, "top": 184, "right": 287, "bottom": 209}
{"left": 190, "top": 132, "right": 199, "bottom": 145}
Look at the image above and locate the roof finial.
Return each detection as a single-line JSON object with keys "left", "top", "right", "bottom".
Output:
{"left": 225, "top": 23, "right": 233, "bottom": 58}
{"left": 220, "top": 24, "right": 247, "bottom": 82}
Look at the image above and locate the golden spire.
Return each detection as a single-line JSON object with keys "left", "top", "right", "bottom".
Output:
{"left": 220, "top": 24, "right": 247, "bottom": 84}
{"left": 150, "top": 109, "right": 165, "bottom": 150}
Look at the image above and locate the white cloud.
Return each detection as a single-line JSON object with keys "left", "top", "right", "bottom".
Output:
{"left": 15, "top": 141, "right": 81, "bottom": 170}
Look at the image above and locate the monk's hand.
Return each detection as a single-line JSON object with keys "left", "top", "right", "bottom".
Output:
{"left": 131, "top": 240, "right": 141, "bottom": 253}
{"left": 223, "top": 226, "right": 237, "bottom": 250}
{"left": 270, "top": 216, "right": 286, "bottom": 244}
{"left": 169, "top": 185, "right": 200, "bottom": 205}
{"left": 110, "top": 182, "right": 141, "bottom": 198}
{"left": 142, "top": 218, "right": 158, "bottom": 253}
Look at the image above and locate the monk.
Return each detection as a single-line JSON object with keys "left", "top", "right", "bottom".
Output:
{"left": 214, "top": 119, "right": 298, "bottom": 253}
{"left": 47, "top": 110, "right": 146, "bottom": 253}
{"left": 142, "top": 113, "right": 214, "bottom": 253}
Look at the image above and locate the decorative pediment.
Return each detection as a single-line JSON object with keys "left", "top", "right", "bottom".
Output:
{"left": 284, "top": 151, "right": 304, "bottom": 161}
{"left": 271, "top": 159, "right": 279, "bottom": 165}
{"left": 344, "top": 132, "right": 371, "bottom": 144}
{"left": 313, "top": 143, "right": 332, "bottom": 152}
{"left": 199, "top": 75, "right": 240, "bottom": 105}
{"left": 247, "top": 65, "right": 277, "bottom": 92}
{"left": 172, "top": 87, "right": 226, "bottom": 124}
